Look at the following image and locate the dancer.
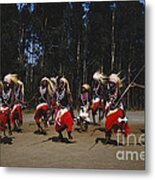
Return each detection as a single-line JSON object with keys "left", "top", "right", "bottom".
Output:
{"left": 104, "top": 73, "right": 130, "bottom": 144}
{"left": 0, "top": 81, "right": 10, "bottom": 135}
{"left": 34, "top": 77, "right": 56, "bottom": 134}
{"left": 76, "top": 84, "right": 91, "bottom": 131}
{"left": 9, "top": 79, "right": 25, "bottom": 130}
{"left": 53, "top": 76, "right": 74, "bottom": 140}
{"left": 91, "top": 71, "right": 107, "bottom": 125}
{"left": 34, "top": 102, "right": 51, "bottom": 135}
{"left": 38, "top": 77, "right": 55, "bottom": 105}
{"left": 2, "top": 74, "right": 18, "bottom": 134}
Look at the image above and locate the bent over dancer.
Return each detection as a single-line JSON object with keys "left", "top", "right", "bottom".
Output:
{"left": 34, "top": 77, "right": 55, "bottom": 134}
{"left": 10, "top": 79, "right": 25, "bottom": 130}
{"left": 34, "top": 103, "right": 51, "bottom": 135}
{"left": 0, "top": 81, "right": 11, "bottom": 135}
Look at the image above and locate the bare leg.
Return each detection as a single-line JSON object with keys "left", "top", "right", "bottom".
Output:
{"left": 92, "top": 111, "right": 96, "bottom": 125}
{"left": 105, "top": 130, "right": 111, "bottom": 144}
{"left": 43, "top": 118, "right": 48, "bottom": 128}
{"left": 7, "top": 116, "right": 12, "bottom": 135}
{"left": 36, "top": 122, "right": 43, "bottom": 131}
{"left": 57, "top": 125, "right": 68, "bottom": 141}
{"left": 58, "top": 131, "right": 63, "bottom": 139}
{"left": 99, "top": 109, "right": 104, "bottom": 122}
{"left": 99, "top": 109, "right": 101, "bottom": 122}
{"left": 67, "top": 131, "right": 73, "bottom": 139}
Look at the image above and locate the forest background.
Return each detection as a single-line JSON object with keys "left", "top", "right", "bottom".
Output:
{"left": 0, "top": 1, "right": 145, "bottom": 109}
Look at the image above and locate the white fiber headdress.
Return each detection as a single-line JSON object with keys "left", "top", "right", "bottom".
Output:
{"left": 93, "top": 71, "right": 107, "bottom": 84}
{"left": 4, "top": 74, "right": 18, "bottom": 84}
{"left": 60, "top": 77, "right": 71, "bottom": 93}
{"left": 17, "top": 80, "right": 25, "bottom": 96}
{"left": 82, "top": 84, "right": 91, "bottom": 92}
{"left": 109, "top": 73, "right": 122, "bottom": 88}
{"left": 41, "top": 77, "right": 55, "bottom": 96}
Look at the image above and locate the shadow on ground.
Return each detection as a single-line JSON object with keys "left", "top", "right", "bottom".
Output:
{"left": 51, "top": 136, "right": 76, "bottom": 144}
{"left": 29, "top": 136, "right": 76, "bottom": 146}
{"left": 0, "top": 136, "right": 15, "bottom": 145}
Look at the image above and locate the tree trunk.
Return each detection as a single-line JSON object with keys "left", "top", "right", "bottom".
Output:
{"left": 127, "top": 63, "right": 131, "bottom": 109}
{"left": 76, "top": 35, "right": 81, "bottom": 99}
{"left": 111, "top": 9, "right": 115, "bottom": 72}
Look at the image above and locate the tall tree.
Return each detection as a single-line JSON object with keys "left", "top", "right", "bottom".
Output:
{"left": 1, "top": 4, "right": 19, "bottom": 77}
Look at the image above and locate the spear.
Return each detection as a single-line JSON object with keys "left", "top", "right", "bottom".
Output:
{"left": 114, "top": 65, "right": 145, "bottom": 108}
{"left": 88, "top": 139, "right": 99, "bottom": 151}
{"left": 88, "top": 141, "right": 98, "bottom": 151}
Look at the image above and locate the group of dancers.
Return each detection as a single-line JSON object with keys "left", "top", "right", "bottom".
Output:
{"left": 0, "top": 71, "right": 130, "bottom": 144}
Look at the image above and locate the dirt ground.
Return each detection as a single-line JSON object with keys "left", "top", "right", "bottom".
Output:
{"left": 0, "top": 111, "right": 145, "bottom": 170}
